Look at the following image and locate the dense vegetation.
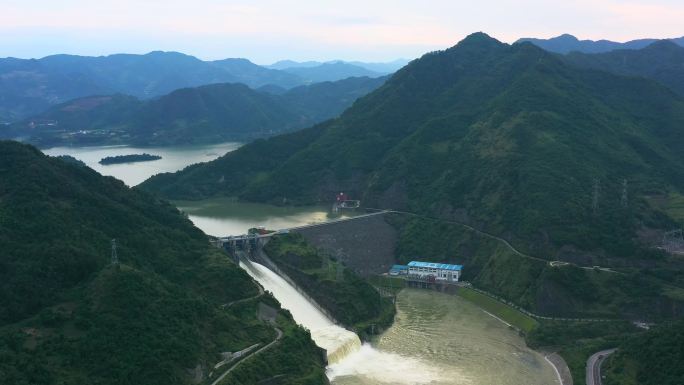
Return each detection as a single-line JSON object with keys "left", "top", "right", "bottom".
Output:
{"left": 99, "top": 153, "right": 161, "bottom": 165}
{"left": 527, "top": 320, "right": 638, "bottom": 385}
{"left": 603, "top": 320, "right": 684, "bottom": 385}
{"left": 7, "top": 76, "right": 385, "bottom": 147}
{"left": 264, "top": 234, "right": 395, "bottom": 338}
{"left": 0, "top": 141, "right": 326, "bottom": 384}
{"left": 141, "top": 33, "right": 684, "bottom": 265}
{"left": 390, "top": 214, "right": 684, "bottom": 319}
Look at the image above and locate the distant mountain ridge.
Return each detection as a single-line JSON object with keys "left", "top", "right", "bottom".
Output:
{"left": 267, "top": 59, "right": 409, "bottom": 73}
{"left": 0, "top": 51, "right": 404, "bottom": 121}
{"left": 517, "top": 33, "right": 684, "bottom": 54}
{"left": 279, "top": 62, "right": 384, "bottom": 83}
{"left": 561, "top": 40, "right": 684, "bottom": 96}
{"left": 4, "top": 76, "right": 387, "bottom": 147}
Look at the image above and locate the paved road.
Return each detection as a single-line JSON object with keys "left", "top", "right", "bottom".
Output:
{"left": 210, "top": 326, "right": 283, "bottom": 385}
{"left": 586, "top": 348, "right": 616, "bottom": 385}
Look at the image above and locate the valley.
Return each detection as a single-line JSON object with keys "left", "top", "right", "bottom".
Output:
{"left": 4, "top": 8, "right": 684, "bottom": 383}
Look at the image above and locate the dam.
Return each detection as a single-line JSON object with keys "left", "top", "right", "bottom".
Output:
{"left": 178, "top": 200, "right": 560, "bottom": 384}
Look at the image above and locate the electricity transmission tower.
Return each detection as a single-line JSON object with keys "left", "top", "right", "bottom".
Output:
{"left": 592, "top": 178, "right": 601, "bottom": 214}
{"left": 621, "top": 179, "right": 628, "bottom": 208}
{"left": 111, "top": 239, "right": 119, "bottom": 265}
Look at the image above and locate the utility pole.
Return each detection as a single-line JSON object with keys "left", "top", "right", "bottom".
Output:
{"left": 592, "top": 178, "right": 601, "bottom": 214}
{"left": 621, "top": 179, "right": 628, "bottom": 208}
{"left": 111, "top": 239, "right": 119, "bottom": 266}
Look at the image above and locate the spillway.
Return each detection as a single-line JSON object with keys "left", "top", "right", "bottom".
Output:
{"left": 239, "top": 259, "right": 446, "bottom": 384}
{"left": 239, "top": 260, "right": 362, "bottom": 364}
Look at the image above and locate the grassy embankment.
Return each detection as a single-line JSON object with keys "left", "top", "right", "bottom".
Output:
{"left": 263, "top": 233, "right": 396, "bottom": 339}
{"left": 456, "top": 287, "right": 538, "bottom": 333}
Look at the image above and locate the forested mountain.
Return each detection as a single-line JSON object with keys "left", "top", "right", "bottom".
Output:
{"left": 518, "top": 33, "right": 684, "bottom": 54}
{"left": 5, "top": 76, "right": 386, "bottom": 147}
{"left": 561, "top": 40, "right": 684, "bottom": 96}
{"left": 0, "top": 141, "right": 327, "bottom": 384}
{"left": 0, "top": 52, "right": 401, "bottom": 122}
{"left": 140, "top": 33, "right": 684, "bottom": 262}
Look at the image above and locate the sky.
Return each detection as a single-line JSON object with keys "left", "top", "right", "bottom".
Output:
{"left": 1, "top": 0, "right": 683, "bottom": 64}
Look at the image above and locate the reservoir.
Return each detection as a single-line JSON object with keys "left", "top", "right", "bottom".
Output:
{"left": 42, "top": 142, "right": 241, "bottom": 186}
{"left": 174, "top": 197, "right": 351, "bottom": 236}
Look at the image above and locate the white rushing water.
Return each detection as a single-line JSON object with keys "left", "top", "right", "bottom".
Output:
{"left": 239, "top": 260, "right": 444, "bottom": 383}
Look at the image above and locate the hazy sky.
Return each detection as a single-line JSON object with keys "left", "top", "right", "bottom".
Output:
{"left": 2, "top": 0, "right": 683, "bottom": 63}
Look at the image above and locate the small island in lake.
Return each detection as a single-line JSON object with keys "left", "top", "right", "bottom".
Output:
{"left": 99, "top": 153, "right": 162, "bottom": 165}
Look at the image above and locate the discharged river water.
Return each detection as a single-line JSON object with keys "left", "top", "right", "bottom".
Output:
{"left": 241, "top": 260, "right": 558, "bottom": 385}
{"left": 42, "top": 144, "right": 559, "bottom": 384}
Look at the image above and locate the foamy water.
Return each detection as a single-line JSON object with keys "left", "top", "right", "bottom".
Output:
{"left": 240, "top": 260, "right": 363, "bottom": 363}
{"left": 327, "top": 343, "right": 451, "bottom": 384}
{"left": 239, "top": 260, "right": 441, "bottom": 376}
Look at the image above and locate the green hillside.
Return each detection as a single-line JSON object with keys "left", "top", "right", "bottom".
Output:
{"left": 9, "top": 76, "right": 385, "bottom": 147}
{"left": 141, "top": 33, "right": 684, "bottom": 262}
{"left": 0, "top": 141, "right": 326, "bottom": 384}
{"left": 604, "top": 320, "right": 684, "bottom": 385}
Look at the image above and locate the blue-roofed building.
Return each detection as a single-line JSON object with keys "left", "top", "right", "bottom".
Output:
{"left": 407, "top": 261, "right": 462, "bottom": 282}
{"left": 389, "top": 264, "right": 409, "bottom": 276}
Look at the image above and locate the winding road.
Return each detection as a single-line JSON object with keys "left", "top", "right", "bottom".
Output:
{"left": 210, "top": 326, "right": 283, "bottom": 385}
{"left": 586, "top": 348, "right": 616, "bottom": 385}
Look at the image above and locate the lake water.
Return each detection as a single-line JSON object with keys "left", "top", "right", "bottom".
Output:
{"left": 42, "top": 142, "right": 241, "bottom": 186}
{"left": 174, "top": 197, "right": 354, "bottom": 236}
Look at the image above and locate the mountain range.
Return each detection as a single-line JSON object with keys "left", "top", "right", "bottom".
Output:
{"left": 518, "top": 33, "right": 684, "bottom": 54}
{"left": 0, "top": 52, "right": 400, "bottom": 122}
{"left": 141, "top": 33, "right": 684, "bottom": 264}
{"left": 3, "top": 76, "right": 386, "bottom": 147}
